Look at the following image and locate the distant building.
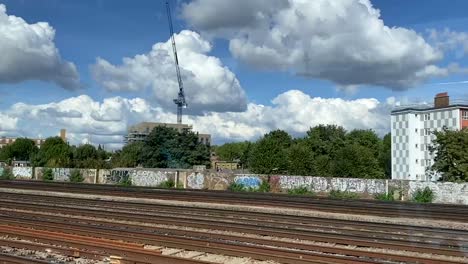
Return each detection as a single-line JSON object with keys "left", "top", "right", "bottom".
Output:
{"left": 212, "top": 161, "right": 240, "bottom": 171}
{"left": 391, "top": 93, "right": 468, "bottom": 181}
{"left": 125, "top": 122, "right": 211, "bottom": 146}
{"left": 12, "top": 160, "right": 31, "bottom": 167}
{"left": 210, "top": 152, "right": 239, "bottom": 171}
{"left": 0, "top": 129, "right": 66, "bottom": 149}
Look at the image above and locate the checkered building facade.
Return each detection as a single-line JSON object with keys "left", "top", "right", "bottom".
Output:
{"left": 391, "top": 108, "right": 461, "bottom": 181}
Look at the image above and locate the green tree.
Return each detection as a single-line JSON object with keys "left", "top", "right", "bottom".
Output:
{"left": 305, "top": 125, "right": 347, "bottom": 176}
{"left": 332, "top": 143, "right": 385, "bottom": 178}
{"left": 0, "top": 138, "right": 38, "bottom": 162}
{"left": 379, "top": 133, "right": 392, "bottom": 178}
{"left": 249, "top": 130, "right": 291, "bottom": 174}
{"left": 111, "top": 142, "right": 144, "bottom": 167}
{"left": 214, "top": 141, "right": 253, "bottom": 168}
{"left": 72, "top": 144, "right": 109, "bottom": 168}
{"left": 34, "top": 137, "right": 72, "bottom": 167}
{"left": 139, "top": 127, "right": 210, "bottom": 169}
{"left": 430, "top": 128, "right": 468, "bottom": 182}
{"left": 288, "top": 141, "right": 315, "bottom": 176}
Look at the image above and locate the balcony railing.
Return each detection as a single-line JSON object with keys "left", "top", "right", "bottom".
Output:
{"left": 392, "top": 99, "right": 468, "bottom": 112}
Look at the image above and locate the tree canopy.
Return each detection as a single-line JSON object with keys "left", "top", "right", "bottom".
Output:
{"left": 430, "top": 128, "right": 468, "bottom": 182}
{"left": 216, "top": 125, "right": 391, "bottom": 179}
{"left": 0, "top": 138, "right": 37, "bottom": 162}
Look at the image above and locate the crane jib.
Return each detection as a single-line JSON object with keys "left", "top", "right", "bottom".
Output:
{"left": 166, "top": 1, "right": 187, "bottom": 124}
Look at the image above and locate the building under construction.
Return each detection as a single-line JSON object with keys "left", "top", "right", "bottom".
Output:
{"left": 125, "top": 122, "right": 211, "bottom": 146}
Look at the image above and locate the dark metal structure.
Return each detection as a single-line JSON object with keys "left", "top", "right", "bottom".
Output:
{"left": 166, "top": 1, "right": 187, "bottom": 124}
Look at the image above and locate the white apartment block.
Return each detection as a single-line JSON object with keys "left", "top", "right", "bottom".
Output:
{"left": 391, "top": 93, "right": 468, "bottom": 181}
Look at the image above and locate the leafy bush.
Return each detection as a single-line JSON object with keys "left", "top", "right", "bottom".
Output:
{"left": 158, "top": 179, "right": 175, "bottom": 189}
{"left": 288, "top": 186, "right": 315, "bottom": 196}
{"left": 42, "top": 168, "right": 54, "bottom": 181}
{"left": 228, "top": 182, "right": 245, "bottom": 192}
{"left": 0, "top": 167, "right": 14, "bottom": 180}
{"left": 375, "top": 191, "right": 394, "bottom": 201}
{"left": 412, "top": 187, "right": 434, "bottom": 203}
{"left": 257, "top": 180, "right": 270, "bottom": 193}
{"left": 329, "top": 190, "right": 359, "bottom": 199}
{"left": 118, "top": 177, "right": 132, "bottom": 187}
{"left": 69, "top": 169, "right": 84, "bottom": 183}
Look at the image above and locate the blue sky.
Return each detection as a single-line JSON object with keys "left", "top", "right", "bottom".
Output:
{"left": 1, "top": 0, "right": 468, "bottom": 148}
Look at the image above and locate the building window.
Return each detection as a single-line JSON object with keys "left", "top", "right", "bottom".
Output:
{"left": 463, "top": 110, "right": 468, "bottom": 120}
{"left": 415, "top": 144, "right": 418, "bottom": 148}
{"left": 415, "top": 159, "right": 418, "bottom": 164}
{"left": 424, "top": 114, "right": 430, "bottom": 121}
{"left": 415, "top": 128, "right": 418, "bottom": 133}
{"left": 424, "top": 129, "right": 431, "bottom": 136}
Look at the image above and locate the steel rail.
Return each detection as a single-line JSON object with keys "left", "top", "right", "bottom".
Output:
{"left": 0, "top": 215, "right": 391, "bottom": 264}
{"left": 2, "top": 192, "right": 467, "bottom": 240}
{"left": 1, "top": 199, "right": 467, "bottom": 249}
{"left": 0, "top": 206, "right": 462, "bottom": 264}
{"left": 0, "top": 210, "right": 466, "bottom": 263}
{"left": 0, "top": 225, "right": 214, "bottom": 264}
{"left": 1, "top": 180, "right": 467, "bottom": 221}
{"left": 0, "top": 253, "right": 50, "bottom": 264}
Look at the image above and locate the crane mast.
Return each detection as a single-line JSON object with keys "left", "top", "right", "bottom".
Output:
{"left": 166, "top": 1, "right": 187, "bottom": 124}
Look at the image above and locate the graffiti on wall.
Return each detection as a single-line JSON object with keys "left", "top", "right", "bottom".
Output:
{"left": 235, "top": 176, "right": 261, "bottom": 189}
{"left": 105, "top": 169, "right": 131, "bottom": 184}
{"left": 53, "top": 168, "right": 71, "bottom": 181}
{"left": 12, "top": 167, "right": 33, "bottom": 179}
{"left": 131, "top": 170, "right": 168, "bottom": 187}
{"left": 187, "top": 173, "right": 204, "bottom": 189}
{"left": 278, "top": 176, "right": 386, "bottom": 194}
{"left": 409, "top": 181, "right": 468, "bottom": 204}
{"left": 207, "top": 172, "right": 230, "bottom": 190}
{"left": 279, "top": 176, "right": 314, "bottom": 190}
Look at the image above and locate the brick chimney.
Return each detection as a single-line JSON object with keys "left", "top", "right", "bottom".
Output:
{"left": 434, "top": 92, "right": 449, "bottom": 108}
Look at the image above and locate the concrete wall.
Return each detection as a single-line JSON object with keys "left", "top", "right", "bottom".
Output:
{"left": 98, "top": 168, "right": 182, "bottom": 187}
{"left": 35, "top": 167, "right": 97, "bottom": 183}
{"left": 12, "top": 167, "right": 33, "bottom": 179}
{"left": 409, "top": 181, "right": 468, "bottom": 204}
{"left": 8, "top": 166, "right": 468, "bottom": 205}
{"left": 270, "top": 175, "right": 387, "bottom": 196}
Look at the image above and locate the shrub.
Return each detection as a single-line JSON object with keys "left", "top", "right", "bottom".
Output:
{"left": 0, "top": 168, "right": 14, "bottom": 180}
{"left": 329, "top": 190, "right": 359, "bottom": 199}
{"left": 158, "top": 179, "right": 175, "bottom": 189}
{"left": 288, "top": 186, "right": 315, "bottom": 196}
{"left": 375, "top": 191, "right": 395, "bottom": 201}
{"left": 257, "top": 180, "right": 270, "bottom": 193}
{"left": 69, "top": 169, "right": 84, "bottom": 183}
{"left": 119, "top": 177, "right": 132, "bottom": 187}
{"left": 42, "top": 168, "right": 54, "bottom": 181}
{"left": 412, "top": 187, "right": 434, "bottom": 203}
{"left": 228, "top": 182, "right": 245, "bottom": 192}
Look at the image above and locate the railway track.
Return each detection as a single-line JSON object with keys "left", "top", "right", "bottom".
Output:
{"left": 1, "top": 180, "right": 467, "bottom": 222}
{"left": 0, "top": 186, "right": 467, "bottom": 263}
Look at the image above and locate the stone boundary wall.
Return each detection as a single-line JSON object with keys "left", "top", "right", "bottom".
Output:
{"left": 34, "top": 167, "right": 97, "bottom": 183}
{"left": 4, "top": 166, "right": 468, "bottom": 205}
{"left": 12, "top": 167, "right": 33, "bottom": 179}
{"left": 409, "top": 181, "right": 468, "bottom": 204}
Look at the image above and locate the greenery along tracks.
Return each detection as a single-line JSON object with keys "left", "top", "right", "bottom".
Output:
{"left": 0, "top": 191, "right": 467, "bottom": 263}
{"left": 1, "top": 180, "right": 468, "bottom": 222}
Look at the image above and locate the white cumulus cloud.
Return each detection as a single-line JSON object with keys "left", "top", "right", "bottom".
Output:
{"left": 0, "top": 90, "right": 393, "bottom": 149}
{"left": 0, "top": 4, "right": 79, "bottom": 89}
{"left": 91, "top": 30, "right": 248, "bottom": 114}
{"left": 182, "top": 0, "right": 447, "bottom": 89}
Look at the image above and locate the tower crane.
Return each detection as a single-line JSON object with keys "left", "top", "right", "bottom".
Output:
{"left": 166, "top": 1, "right": 187, "bottom": 124}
